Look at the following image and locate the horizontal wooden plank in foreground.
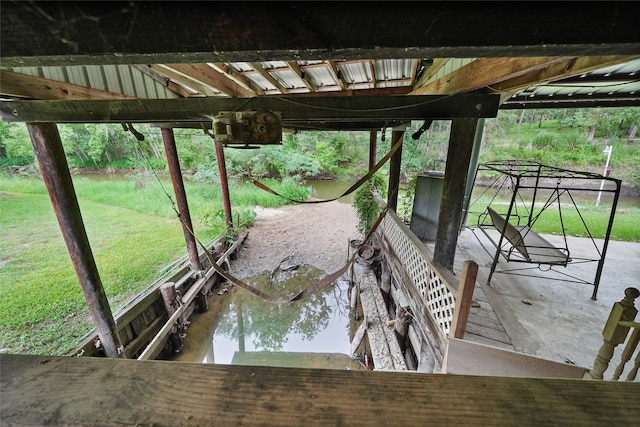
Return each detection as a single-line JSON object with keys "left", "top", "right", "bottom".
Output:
{"left": 1, "top": 354, "right": 638, "bottom": 426}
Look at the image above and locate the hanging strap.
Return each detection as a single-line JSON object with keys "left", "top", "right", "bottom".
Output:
{"left": 250, "top": 133, "right": 404, "bottom": 204}
{"left": 186, "top": 209, "right": 387, "bottom": 304}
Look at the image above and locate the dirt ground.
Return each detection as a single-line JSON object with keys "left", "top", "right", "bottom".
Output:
{"left": 230, "top": 201, "right": 361, "bottom": 279}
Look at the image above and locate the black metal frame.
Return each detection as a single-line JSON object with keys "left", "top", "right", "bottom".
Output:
{"left": 467, "top": 160, "right": 621, "bottom": 300}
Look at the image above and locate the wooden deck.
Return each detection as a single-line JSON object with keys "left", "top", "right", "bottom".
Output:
{"left": 422, "top": 239, "right": 515, "bottom": 351}
{"left": 2, "top": 354, "right": 638, "bottom": 426}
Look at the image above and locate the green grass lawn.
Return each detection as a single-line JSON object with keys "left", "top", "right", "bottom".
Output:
{"left": 0, "top": 173, "right": 309, "bottom": 355}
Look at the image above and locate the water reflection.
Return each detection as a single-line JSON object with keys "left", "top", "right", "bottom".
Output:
{"left": 172, "top": 265, "right": 362, "bottom": 369}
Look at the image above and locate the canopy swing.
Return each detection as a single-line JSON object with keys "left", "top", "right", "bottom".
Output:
{"left": 466, "top": 160, "right": 621, "bottom": 300}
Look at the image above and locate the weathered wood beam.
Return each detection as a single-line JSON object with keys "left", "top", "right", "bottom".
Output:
{"left": 149, "top": 64, "right": 221, "bottom": 96}
{"left": 327, "top": 61, "right": 346, "bottom": 90}
{"left": 215, "top": 139, "right": 233, "bottom": 229}
{"left": 5, "top": 3, "right": 640, "bottom": 67}
{"left": 249, "top": 63, "right": 290, "bottom": 94}
{"left": 0, "top": 94, "right": 500, "bottom": 123}
{"left": 0, "top": 69, "right": 136, "bottom": 100}
{"left": 26, "top": 122, "right": 122, "bottom": 358}
{"left": 387, "top": 130, "right": 405, "bottom": 211}
{"left": 164, "top": 63, "right": 257, "bottom": 97}
{"left": 4, "top": 352, "right": 638, "bottom": 425}
{"left": 212, "top": 62, "right": 264, "bottom": 95}
{"left": 369, "top": 130, "right": 377, "bottom": 171}
{"left": 160, "top": 128, "right": 202, "bottom": 273}
{"left": 491, "top": 56, "right": 640, "bottom": 93}
{"left": 129, "top": 64, "right": 191, "bottom": 98}
{"left": 412, "top": 57, "right": 573, "bottom": 95}
{"left": 287, "top": 61, "right": 316, "bottom": 92}
{"left": 501, "top": 93, "right": 640, "bottom": 109}
{"left": 433, "top": 118, "right": 479, "bottom": 271}
{"left": 414, "top": 58, "right": 450, "bottom": 89}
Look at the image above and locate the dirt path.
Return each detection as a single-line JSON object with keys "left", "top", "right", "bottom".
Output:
{"left": 230, "top": 201, "right": 360, "bottom": 278}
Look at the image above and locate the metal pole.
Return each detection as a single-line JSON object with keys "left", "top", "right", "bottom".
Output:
{"left": 215, "top": 139, "right": 233, "bottom": 229}
{"left": 161, "top": 128, "right": 203, "bottom": 272}
{"left": 26, "top": 122, "right": 122, "bottom": 358}
{"left": 596, "top": 145, "right": 612, "bottom": 207}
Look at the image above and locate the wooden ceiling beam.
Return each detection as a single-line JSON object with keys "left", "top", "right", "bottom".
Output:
{"left": 286, "top": 61, "right": 316, "bottom": 92}
{"left": 4, "top": 3, "right": 638, "bottom": 67}
{"left": 150, "top": 65, "right": 221, "bottom": 96}
{"left": 414, "top": 58, "right": 450, "bottom": 89}
{"left": 249, "top": 63, "right": 290, "bottom": 94}
{"left": 411, "top": 57, "right": 573, "bottom": 95}
{"left": 0, "top": 69, "right": 136, "bottom": 100}
{"left": 491, "top": 56, "right": 640, "bottom": 93}
{"left": 327, "top": 61, "right": 346, "bottom": 90}
{"left": 163, "top": 63, "right": 256, "bottom": 97}
{"left": 210, "top": 63, "right": 264, "bottom": 95}
{"left": 0, "top": 94, "right": 500, "bottom": 124}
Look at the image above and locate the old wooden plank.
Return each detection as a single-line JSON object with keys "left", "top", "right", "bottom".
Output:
{"left": 2, "top": 354, "right": 638, "bottom": 426}
{"left": 357, "top": 271, "right": 406, "bottom": 371}
{"left": 1, "top": 94, "right": 500, "bottom": 124}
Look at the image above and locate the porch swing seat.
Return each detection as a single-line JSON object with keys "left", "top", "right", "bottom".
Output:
{"left": 487, "top": 207, "right": 571, "bottom": 266}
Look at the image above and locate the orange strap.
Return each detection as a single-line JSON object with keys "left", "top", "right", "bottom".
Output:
{"left": 250, "top": 133, "right": 404, "bottom": 203}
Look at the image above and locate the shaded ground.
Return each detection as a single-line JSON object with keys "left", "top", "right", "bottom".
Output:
{"left": 231, "top": 201, "right": 360, "bottom": 279}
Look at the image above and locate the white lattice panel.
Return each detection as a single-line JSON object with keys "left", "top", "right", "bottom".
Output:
{"left": 382, "top": 214, "right": 455, "bottom": 335}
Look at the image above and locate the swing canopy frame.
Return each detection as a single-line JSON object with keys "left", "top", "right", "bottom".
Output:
{"left": 467, "top": 160, "right": 621, "bottom": 300}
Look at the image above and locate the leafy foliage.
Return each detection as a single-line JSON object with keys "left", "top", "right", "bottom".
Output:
{"left": 354, "top": 172, "right": 387, "bottom": 235}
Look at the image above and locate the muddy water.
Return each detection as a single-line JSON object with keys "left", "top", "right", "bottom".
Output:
{"left": 171, "top": 265, "right": 363, "bottom": 370}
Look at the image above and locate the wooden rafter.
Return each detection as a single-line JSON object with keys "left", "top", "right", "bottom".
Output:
{"left": 414, "top": 58, "right": 450, "bottom": 89}
{"left": 163, "top": 64, "right": 256, "bottom": 97}
{"left": 327, "top": 61, "right": 346, "bottom": 90}
{"left": 411, "top": 57, "right": 574, "bottom": 95}
{"left": 368, "top": 60, "right": 377, "bottom": 89}
{"left": 287, "top": 61, "right": 316, "bottom": 92}
{"left": 150, "top": 65, "right": 220, "bottom": 96}
{"left": 0, "top": 69, "right": 136, "bottom": 100}
{"left": 249, "top": 63, "right": 290, "bottom": 94}
{"left": 490, "top": 55, "right": 640, "bottom": 93}
{"left": 211, "top": 63, "right": 264, "bottom": 95}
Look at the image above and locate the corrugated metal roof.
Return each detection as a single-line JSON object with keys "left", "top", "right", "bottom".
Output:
{"left": 8, "top": 65, "right": 180, "bottom": 99}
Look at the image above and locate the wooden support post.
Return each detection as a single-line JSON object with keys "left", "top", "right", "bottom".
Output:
{"left": 160, "top": 281, "right": 183, "bottom": 353}
{"left": 215, "top": 139, "right": 233, "bottom": 229}
{"left": 387, "top": 130, "right": 404, "bottom": 211}
{"left": 162, "top": 128, "right": 208, "bottom": 313}
{"left": 450, "top": 260, "right": 478, "bottom": 339}
{"left": 433, "top": 118, "right": 478, "bottom": 271}
{"left": 26, "top": 122, "right": 122, "bottom": 358}
{"left": 586, "top": 287, "right": 639, "bottom": 380}
{"left": 368, "top": 130, "right": 377, "bottom": 171}
{"left": 161, "top": 128, "right": 202, "bottom": 273}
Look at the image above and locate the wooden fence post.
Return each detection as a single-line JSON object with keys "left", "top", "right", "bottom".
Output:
{"left": 450, "top": 260, "right": 478, "bottom": 339}
{"left": 586, "top": 287, "right": 639, "bottom": 380}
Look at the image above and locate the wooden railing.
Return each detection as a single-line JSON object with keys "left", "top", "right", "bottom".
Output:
{"left": 586, "top": 287, "right": 640, "bottom": 381}
{"left": 373, "top": 201, "right": 477, "bottom": 364}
